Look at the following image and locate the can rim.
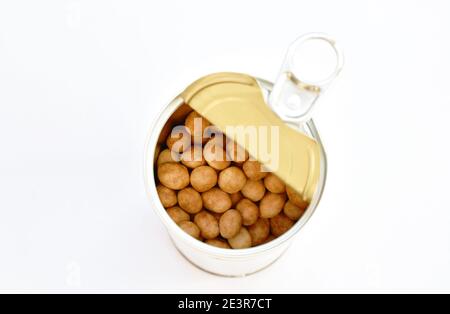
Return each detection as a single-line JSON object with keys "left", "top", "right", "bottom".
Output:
{"left": 143, "top": 79, "right": 327, "bottom": 258}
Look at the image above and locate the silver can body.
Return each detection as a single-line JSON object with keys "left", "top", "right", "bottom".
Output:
{"left": 144, "top": 79, "right": 327, "bottom": 277}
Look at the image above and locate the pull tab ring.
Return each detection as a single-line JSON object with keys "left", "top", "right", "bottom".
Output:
{"left": 269, "top": 33, "right": 344, "bottom": 123}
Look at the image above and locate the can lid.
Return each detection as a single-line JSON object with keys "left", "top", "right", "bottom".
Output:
{"left": 180, "top": 73, "right": 319, "bottom": 202}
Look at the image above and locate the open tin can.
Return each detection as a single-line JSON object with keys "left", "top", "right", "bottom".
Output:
{"left": 144, "top": 34, "right": 343, "bottom": 277}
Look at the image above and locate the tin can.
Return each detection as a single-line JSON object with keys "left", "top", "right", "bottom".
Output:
{"left": 144, "top": 79, "right": 327, "bottom": 277}
{"left": 144, "top": 33, "right": 344, "bottom": 277}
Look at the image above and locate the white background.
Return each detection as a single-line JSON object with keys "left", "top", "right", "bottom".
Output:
{"left": 1, "top": 0, "right": 449, "bottom": 293}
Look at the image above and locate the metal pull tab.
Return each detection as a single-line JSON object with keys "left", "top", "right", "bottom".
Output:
{"left": 269, "top": 33, "right": 344, "bottom": 123}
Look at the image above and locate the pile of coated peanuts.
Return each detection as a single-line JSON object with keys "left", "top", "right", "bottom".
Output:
{"left": 155, "top": 111, "right": 309, "bottom": 249}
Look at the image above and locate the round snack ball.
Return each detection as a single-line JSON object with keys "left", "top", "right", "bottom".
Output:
{"left": 190, "top": 166, "right": 217, "bottom": 193}
{"left": 243, "top": 160, "right": 268, "bottom": 181}
{"left": 218, "top": 167, "right": 247, "bottom": 194}
{"left": 181, "top": 146, "right": 206, "bottom": 169}
{"left": 185, "top": 111, "right": 211, "bottom": 144}
{"left": 166, "top": 206, "right": 190, "bottom": 224}
{"left": 248, "top": 218, "right": 270, "bottom": 246}
{"left": 270, "top": 213, "right": 295, "bottom": 237}
{"left": 264, "top": 173, "right": 286, "bottom": 194}
{"left": 206, "top": 239, "right": 230, "bottom": 249}
{"left": 157, "top": 148, "right": 180, "bottom": 166}
{"left": 236, "top": 199, "right": 259, "bottom": 226}
{"left": 158, "top": 162, "right": 190, "bottom": 190}
{"left": 260, "top": 192, "right": 287, "bottom": 219}
{"left": 284, "top": 201, "right": 306, "bottom": 221}
{"left": 202, "top": 188, "right": 232, "bottom": 213}
{"left": 179, "top": 221, "right": 201, "bottom": 240}
{"left": 241, "top": 179, "right": 266, "bottom": 202}
{"left": 194, "top": 211, "right": 220, "bottom": 240}
{"left": 228, "top": 227, "right": 252, "bottom": 249}
{"left": 166, "top": 126, "right": 191, "bottom": 153}
{"left": 177, "top": 187, "right": 203, "bottom": 214}
{"left": 286, "top": 186, "right": 309, "bottom": 210}
{"left": 157, "top": 184, "right": 177, "bottom": 208}
{"left": 203, "top": 138, "right": 231, "bottom": 170}
{"left": 230, "top": 192, "right": 243, "bottom": 207}
{"left": 219, "top": 209, "right": 243, "bottom": 239}
{"left": 226, "top": 139, "right": 249, "bottom": 164}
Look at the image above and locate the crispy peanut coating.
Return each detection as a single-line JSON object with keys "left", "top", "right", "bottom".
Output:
{"left": 158, "top": 162, "right": 190, "bottom": 190}
{"left": 241, "top": 179, "right": 266, "bottom": 202}
{"left": 219, "top": 209, "right": 242, "bottom": 239}
{"left": 203, "top": 138, "right": 231, "bottom": 170}
{"left": 157, "top": 148, "right": 180, "bottom": 166}
{"left": 190, "top": 166, "right": 218, "bottom": 193}
{"left": 166, "top": 206, "right": 190, "bottom": 224}
{"left": 264, "top": 173, "right": 286, "bottom": 194}
{"left": 185, "top": 111, "right": 211, "bottom": 144}
{"left": 157, "top": 184, "right": 177, "bottom": 208}
{"left": 260, "top": 192, "right": 287, "bottom": 219}
{"left": 178, "top": 187, "right": 203, "bottom": 214}
{"left": 181, "top": 146, "right": 206, "bottom": 169}
{"left": 194, "top": 211, "right": 220, "bottom": 240}
{"left": 205, "top": 239, "right": 231, "bottom": 249}
{"left": 228, "top": 227, "right": 252, "bottom": 249}
{"left": 179, "top": 221, "right": 201, "bottom": 239}
{"left": 286, "top": 186, "right": 309, "bottom": 210}
{"left": 218, "top": 166, "right": 247, "bottom": 194}
{"left": 284, "top": 201, "right": 306, "bottom": 221}
{"left": 202, "top": 188, "right": 232, "bottom": 213}
{"left": 243, "top": 160, "right": 268, "bottom": 181}
{"left": 166, "top": 126, "right": 191, "bottom": 153}
{"left": 236, "top": 199, "right": 259, "bottom": 226}
{"left": 248, "top": 218, "right": 270, "bottom": 246}
{"left": 270, "top": 213, "right": 294, "bottom": 237}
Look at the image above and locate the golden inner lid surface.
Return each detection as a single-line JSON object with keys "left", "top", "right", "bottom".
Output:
{"left": 181, "top": 72, "right": 320, "bottom": 202}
